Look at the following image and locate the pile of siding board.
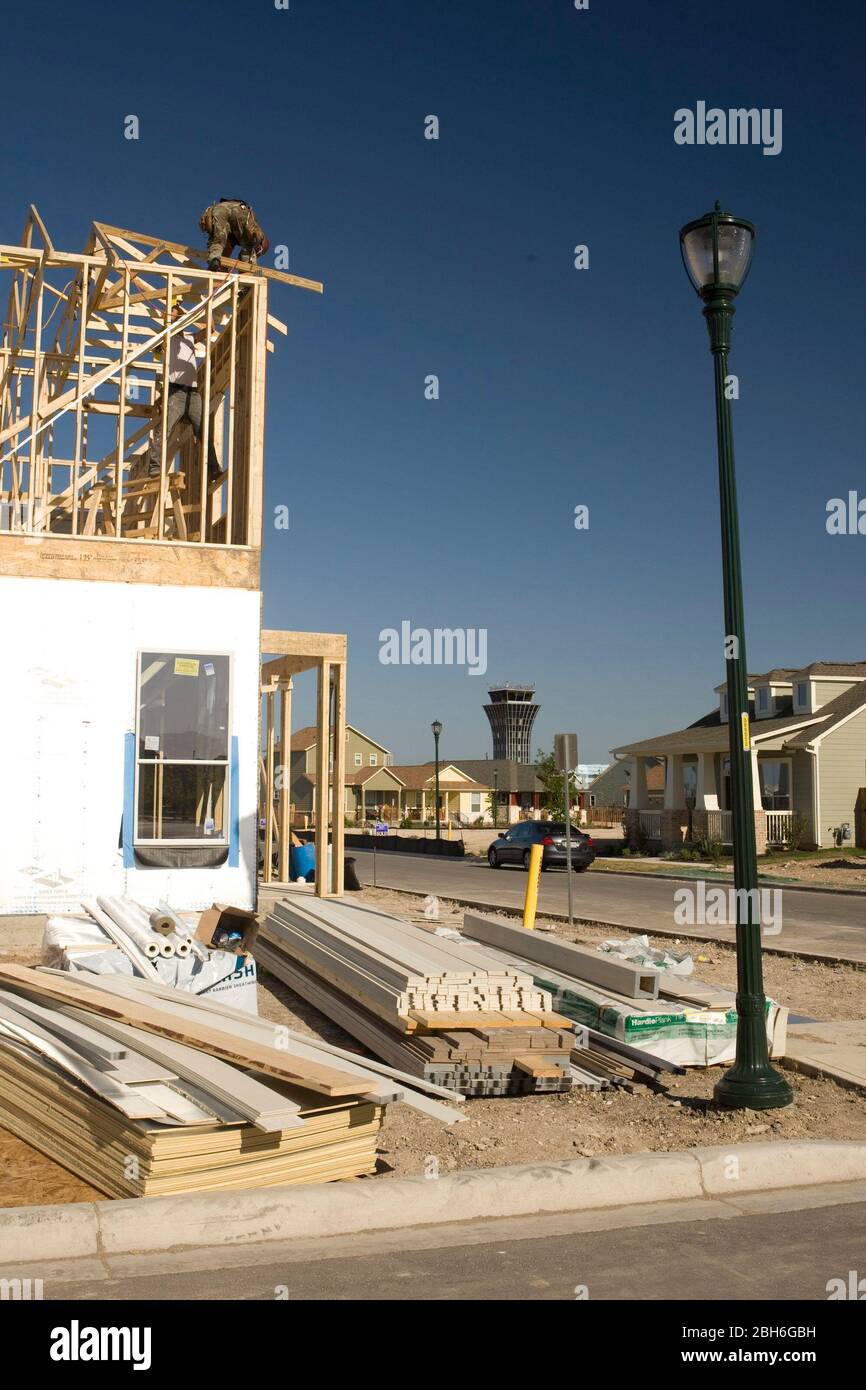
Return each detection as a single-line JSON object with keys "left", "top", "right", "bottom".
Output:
{"left": 459, "top": 911, "right": 786, "bottom": 1072}
{"left": 257, "top": 897, "right": 584, "bottom": 1096}
{"left": 0, "top": 963, "right": 464, "bottom": 1198}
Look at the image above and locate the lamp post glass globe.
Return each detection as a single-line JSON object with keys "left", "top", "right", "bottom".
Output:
{"left": 680, "top": 202, "right": 755, "bottom": 297}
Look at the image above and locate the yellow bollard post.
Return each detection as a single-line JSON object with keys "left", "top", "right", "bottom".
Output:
{"left": 523, "top": 842, "right": 543, "bottom": 929}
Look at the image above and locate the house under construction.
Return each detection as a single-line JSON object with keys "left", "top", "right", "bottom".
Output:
{"left": 0, "top": 206, "right": 345, "bottom": 912}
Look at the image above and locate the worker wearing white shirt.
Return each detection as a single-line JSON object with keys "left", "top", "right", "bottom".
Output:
{"left": 147, "top": 303, "right": 221, "bottom": 480}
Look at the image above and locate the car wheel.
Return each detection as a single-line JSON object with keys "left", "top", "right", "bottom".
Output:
{"left": 522, "top": 849, "right": 532, "bottom": 870}
{"left": 573, "top": 863, "right": 589, "bottom": 872}
{"left": 488, "top": 848, "right": 500, "bottom": 869}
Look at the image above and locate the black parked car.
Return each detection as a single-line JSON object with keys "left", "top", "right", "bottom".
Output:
{"left": 487, "top": 821, "right": 595, "bottom": 871}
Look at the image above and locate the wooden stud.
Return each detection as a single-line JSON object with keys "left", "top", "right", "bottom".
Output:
{"left": 331, "top": 660, "right": 347, "bottom": 894}
{"left": 314, "top": 660, "right": 330, "bottom": 898}
{"left": 278, "top": 678, "right": 293, "bottom": 882}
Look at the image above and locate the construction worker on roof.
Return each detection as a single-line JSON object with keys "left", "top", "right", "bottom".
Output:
{"left": 199, "top": 198, "right": 269, "bottom": 271}
{"left": 147, "top": 301, "right": 221, "bottom": 482}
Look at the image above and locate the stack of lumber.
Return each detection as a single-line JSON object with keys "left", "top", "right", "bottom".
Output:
{"left": 256, "top": 897, "right": 578, "bottom": 1096}
{"left": 462, "top": 912, "right": 661, "bottom": 999}
{"left": 0, "top": 964, "right": 464, "bottom": 1198}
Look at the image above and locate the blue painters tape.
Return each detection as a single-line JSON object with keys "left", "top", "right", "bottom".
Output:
{"left": 229, "top": 735, "right": 239, "bottom": 867}
{"left": 122, "top": 732, "right": 135, "bottom": 868}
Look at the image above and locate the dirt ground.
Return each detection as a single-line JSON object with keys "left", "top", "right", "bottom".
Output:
{"left": 758, "top": 856, "right": 866, "bottom": 889}
{"left": 1, "top": 886, "right": 865, "bottom": 1206}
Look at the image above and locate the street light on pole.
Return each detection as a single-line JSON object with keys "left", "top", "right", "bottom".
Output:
{"left": 431, "top": 720, "right": 443, "bottom": 846}
{"left": 679, "top": 201, "right": 792, "bottom": 1111}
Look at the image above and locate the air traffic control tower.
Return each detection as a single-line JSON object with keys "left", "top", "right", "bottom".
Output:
{"left": 483, "top": 683, "right": 539, "bottom": 763}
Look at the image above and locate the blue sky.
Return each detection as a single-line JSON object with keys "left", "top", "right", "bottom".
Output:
{"left": 4, "top": 0, "right": 865, "bottom": 763}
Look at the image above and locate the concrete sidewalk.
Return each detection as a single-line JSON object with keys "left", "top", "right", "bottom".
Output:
{"left": 34, "top": 1194, "right": 866, "bottom": 1301}
{"left": 785, "top": 1021, "right": 866, "bottom": 1091}
{"left": 4, "top": 1141, "right": 866, "bottom": 1268}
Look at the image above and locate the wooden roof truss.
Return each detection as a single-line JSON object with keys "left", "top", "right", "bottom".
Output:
{"left": 0, "top": 207, "right": 322, "bottom": 548}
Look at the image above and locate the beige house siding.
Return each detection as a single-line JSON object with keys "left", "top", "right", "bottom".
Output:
{"left": 813, "top": 679, "right": 858, "bottom": 709}
{"left": 346, "top": 728, "right": 391, "bottom": 770}
{"left": 817, "top": 707, "right": 866, "bottom": 845}
{"left": 790, "top": 749, "right": 815, "bottom": 846}
{"left": 289, "top": 749, "right": 312, "bottom": 812}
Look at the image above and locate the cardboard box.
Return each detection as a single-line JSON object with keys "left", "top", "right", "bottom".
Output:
{"left": 195, "top": 904, "right": 259, "bottom": 956}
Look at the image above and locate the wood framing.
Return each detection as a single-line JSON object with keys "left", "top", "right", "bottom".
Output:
{"left": 0, "top": 209, "right": 322, "bottom": 579}
{"left": 260, "top": 630, "right": 347, "bottom": 897}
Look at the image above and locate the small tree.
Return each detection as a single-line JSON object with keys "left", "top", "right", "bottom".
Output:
{"left": 535, "top": 748, "right": 579, "bottom": 821}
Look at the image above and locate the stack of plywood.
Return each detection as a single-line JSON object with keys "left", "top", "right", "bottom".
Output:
{"left": 257, "top": 897, "right": 578, "bottom": 1096}
{"left": 0, "top": 963, "right": 464, "bottom": 1197}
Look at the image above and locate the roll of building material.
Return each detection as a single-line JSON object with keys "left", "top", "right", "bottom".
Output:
{"left": 170, "top": 935, "right": 192, "bottom": 959}
{"left": 158, "top": 900, "right": 209, "bottom": 962}
{"left": 81, "top": 899, "right": 162, "bottom": 980}
{"left": 148, "top": 910, "right": 175, "bottom": 937}
{"left": 96, "top": 897, "right": 163, "bottom": 961}
{"left": 158, "top": 938, "right": 176, "bottom": 958}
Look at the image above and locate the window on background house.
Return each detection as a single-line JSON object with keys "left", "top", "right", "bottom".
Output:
{"left": 136, "top": 653, "right": 230, "bottom": 844}
{"left": 796, "top": 682, "right": 808, "bottom": 708}
{"left": 720, "top": 692, "right": 728, "bottom": 719}
{"left": 759, "top": 760, "right": 791, "bottom": 811}
{"left": 354, "top": 753, "right": 363, "bottom": 766}
{"left": 757, "top": 688, "right": 769, "bottom": 713}
{"left": 470, "top": 793, "right": 481, "bottom": 813}
{"left": 369, "top": 754, "right": 378, "bottom": 766}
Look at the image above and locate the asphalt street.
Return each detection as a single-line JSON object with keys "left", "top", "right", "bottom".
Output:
{"left": 350, "top": 849, "right": 866, "bottom": 961}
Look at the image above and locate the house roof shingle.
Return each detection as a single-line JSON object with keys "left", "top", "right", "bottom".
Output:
{"left": 429, "top": 758, "right": 543, "bottom": 793}
{"left": 387, "top": 764, "right": 488, "bottom": 791}
{"left": 785, "top": 681, "right": 866, "bottom": 747}
{"left": 790, "top": 662, "right": 866, "bottom": 678}
{"left": 611, "top": 713, "right": 824, "bottom": 758}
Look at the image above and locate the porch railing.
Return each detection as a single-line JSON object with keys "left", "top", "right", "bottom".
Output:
{"left": 765, "top": 809, "right": 792, "bottom": 844}
{"left": 705, "top": 809, "right": 733, "bottom": 843}
{"left": 637, "top": 810, "right": 662, "bottom": 838}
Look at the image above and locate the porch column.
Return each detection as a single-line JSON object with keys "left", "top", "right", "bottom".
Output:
{"left": 664, "top": 754, "right": 684, "bottom": 809}
{"left": 629, "top": 757, "right": 649, "bottom": 809}
{"left": 277, "top": 678, "right": 293, "bottom": 881}
{"left": 695, "top": 751, "right": 719, "bottom": 810}
{"left": 750, "top": 748, "right": 763, "bottom": 807}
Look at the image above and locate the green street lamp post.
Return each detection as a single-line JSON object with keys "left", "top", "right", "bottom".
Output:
{"left": 431, "top": 720, "right": 443, "bottom": 845}
{"left": 679, "top": 202, "right": 793, "bottom": 1111}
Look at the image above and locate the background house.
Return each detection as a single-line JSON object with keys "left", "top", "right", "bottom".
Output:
{"left": 284, "top": 724, "right": 392, "bottom": 819}
{"left": 583, "top": 758, "right": 664, "bottom": 811}
{"left": 612, "top": 662, "right": 866, "bottom": 851}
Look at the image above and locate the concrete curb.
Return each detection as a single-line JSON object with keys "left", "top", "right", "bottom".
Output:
{"left": 3, "top": 1141, "right": 866, "bottom": 1265}
{"left": 367, "top": 881, "right": 866, "bottom": 968}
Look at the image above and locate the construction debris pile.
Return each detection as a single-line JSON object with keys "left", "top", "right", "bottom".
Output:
{"left": 0, "top": 961, "right": 463, "bottom": 1199}
{"left": 44, "top": 897, "right": 260, "bottom": 1014}
{"left": 0, "top": 890, "right": 790, "bottom": 1202}
{"left": 256, "top": 897, "right": 680, "bottom": 1095}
